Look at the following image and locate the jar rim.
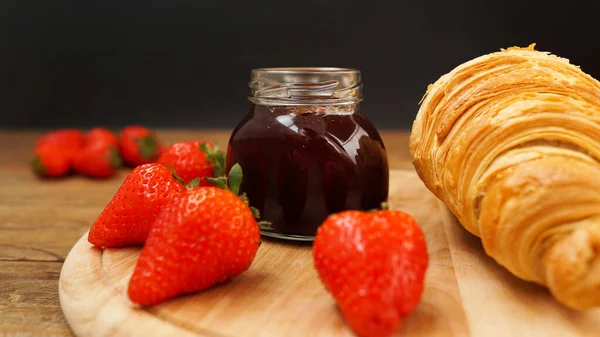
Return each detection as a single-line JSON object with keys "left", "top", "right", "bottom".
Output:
{"left": 252, "top": 67, "right": 360, "bottom": 75}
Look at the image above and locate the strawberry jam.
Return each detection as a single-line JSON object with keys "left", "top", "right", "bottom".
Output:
{"left": 226, "top": 68, "right": 389, "bottom": 240}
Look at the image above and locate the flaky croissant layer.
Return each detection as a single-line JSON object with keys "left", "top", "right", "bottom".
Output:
{"left": 409, "top": 44, "right": 600, "bottom": 310}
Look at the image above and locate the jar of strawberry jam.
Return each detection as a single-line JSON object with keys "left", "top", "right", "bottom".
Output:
{"left": 227, "top": 68, "right": 389, "bottom": 241}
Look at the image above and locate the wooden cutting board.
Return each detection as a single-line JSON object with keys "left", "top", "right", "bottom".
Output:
{"left": 58, "top": 169, "right": 600, "bottom": 337}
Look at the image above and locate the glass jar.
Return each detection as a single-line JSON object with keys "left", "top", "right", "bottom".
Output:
{"left": 227, "top": 68, "right": 389, "bottom": 241}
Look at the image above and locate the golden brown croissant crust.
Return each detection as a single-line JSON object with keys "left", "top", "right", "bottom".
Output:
{"left": 409, "top": 44, "right": 600, "bottom": 310}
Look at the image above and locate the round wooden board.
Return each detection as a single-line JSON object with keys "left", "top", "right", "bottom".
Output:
{"left": 58, "top": 169, "right": 600, "bottom": 337}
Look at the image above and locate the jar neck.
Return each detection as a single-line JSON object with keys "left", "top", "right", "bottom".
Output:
{"left": 250, "top": 103, "right": 360, "bottom": 116}
{"left": 248, "top": 96, "right": 362, "bottom": 107}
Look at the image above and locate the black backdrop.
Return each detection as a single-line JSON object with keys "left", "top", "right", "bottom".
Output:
{"left": 1, "top": 0, "right": 599, "bottom": 129}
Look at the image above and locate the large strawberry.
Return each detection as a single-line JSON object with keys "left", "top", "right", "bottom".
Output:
{"left": 87, "top": 163, "right": 191, "bottom": 248}
{"left": 119, "top": 125, "right": 164, "bottom": 166}
{"left": 127, "top": 164, "right": 261, "bottom": 306}
{"left": 313, "top": 208, "right": 428, "bottom": 337}
{"left": 156, "top": 141, "right": 225, "bottom": 185}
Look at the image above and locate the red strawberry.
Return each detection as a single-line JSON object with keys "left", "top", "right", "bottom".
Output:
{"left": 86, "top": 127, "right": 119, "bottom": 148}
{"left": 119, "top": 126, "right": 164, "bottom": 166}
{"left": 313, "top": 209, "right": 428, "bottom": 337}
{"left": 156, "top": 141, "right": 225, "bottom": 185}
{"left": 73, "top": 142, "right": 122, "bottom": 178}
{"left": 127, "top": 164, "right": 261, "bottom": 306}
{"left": 35, "top": 129, "right": 86, "bottom": 150}
{"left": 35, "top": 129, "right": 86, "bottom": 164}
{"left": 31, "top": 144, "right": 71, "bottom": 178}
{"left": 87, "top": 163, "right": 189, "bottom": 248}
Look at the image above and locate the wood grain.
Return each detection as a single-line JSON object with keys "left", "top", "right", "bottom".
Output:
{"left": 441, "top": 206, "right": 600, "bottom": 337}
{"left": 59, "top": 170, "right": 469, "bottom": 337}
{"left": 0, "top": 129, "right": 412, "bottom": 336}
{"left": 0, "top": 261, "right": 71, "bottom": 337}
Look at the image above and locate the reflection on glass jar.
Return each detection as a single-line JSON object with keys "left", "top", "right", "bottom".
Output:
{"left": 227, "top": 68, "right": 389, "bottom": 241}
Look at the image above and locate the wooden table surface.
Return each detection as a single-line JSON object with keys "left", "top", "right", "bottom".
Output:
{"left": 0, "top": 129, "right": 412, "bottom": 337}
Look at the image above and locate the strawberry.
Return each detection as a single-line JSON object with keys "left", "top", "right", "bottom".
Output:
{"left": 156, "top": 141, "right": 225, "bottom": 185}
{"left": 313, "top": 208, "right": 428, "bottom": 337}
{"left": 31, "top": 144, "right": 71, "bottom": 178}
{"left": 73, "top": 142, "right": 122, "bottom": 178}
{"left": 86, "top": 127, "right": 119, "bottom": 148}
{"left": 35, "top": 129, "right": 86, "bottom": 151}
{"left": 119, "top": 125, "right": 164, "bottom": 166}
{"left": 127, "top": 164, "right": 261, "bottom": 306}
{"left": 87, "top": 163, "right": 191, "bottom": 248}
{"left": 35, "top": 129, "right": 86, "bottom": 165}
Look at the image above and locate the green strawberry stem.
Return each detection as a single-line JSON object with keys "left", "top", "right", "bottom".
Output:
{"left": 206, "top": 163, "right": 270, "bottom": 225}
{"left": 258, "top": 221, "right": 273, "bottom": 230}
{"left": 137, "top": 135, "right": 158, "bottom": 159}
{"left": 109, "top": 148, "right": 123, "bottom": 169}
{"left": 368, "top": 201, "right": 390, "bottom": 213}
{"left": 227, "top": 163, "right": 242, "bottom": 196}
{"left": 186, "top": 178, "right": 201, "bottom": 189}
{"left": 206, "top": 176, "right": 227, "bottom": 190}
{"left": 163, "top": 164, "right": 199, "bottom": 189}
{"left": 200, "top": 143, "right": 226, "bottom": 177}
{"left": 31, "top": 156, "right": 45, "bottom": 174}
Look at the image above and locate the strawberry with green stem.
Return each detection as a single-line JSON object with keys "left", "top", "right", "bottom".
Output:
{"left": 157, "top": 141, "right": 226, "bottom": 185}
{"left": 31, "top": 129, "right": 87, "bottom": 177}
{"left": 128, "top": 163, "right": 265, "bottom": 306}
{"left": 119, "top": 126, "right": 164, "bottom": 166}
{"left": 74, "top": 128, "right": 123, "bottom": 179}
{"left": 31, "top": 143, "right": 71, "bottom": 178}
{"left": 73, "top": 141, "right": 122, "bottom": 179}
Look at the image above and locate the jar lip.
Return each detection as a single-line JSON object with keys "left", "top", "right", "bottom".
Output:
{"left": 252, "top": 67, "right": 360, "bottom": 75}
{"left": 249, "top": 67, "right": 363, "bottom": 103}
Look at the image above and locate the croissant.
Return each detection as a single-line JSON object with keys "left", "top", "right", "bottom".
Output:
{"left": 409, "top": 44, "right": 600, "bottom": 310}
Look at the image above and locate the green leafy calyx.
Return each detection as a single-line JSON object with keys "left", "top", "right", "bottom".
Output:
{"left": 137, "top": 135, "right": 158, "bottom": 159}
{"left": 206, "top": 163, "right": 270, "bottom": 226}
{"left": 200, "top": 143, "right": 226, "bottom": 177}
{"left": 227, "top": 163, "right": 243, "bottom": 196}
{"left": 109, "top": 148, "right": 123, "bottom": 169}
{"left": 368, "top": 201, "right": 390, "bottom": 213}
{"left": 205, "top": 163, "right": 243, "bottom": 195}
{"left": 206, "top": 176, "right": 228, "bottom": 190}
{"left": 31, "top": 156, "right": 45, "bottom": 174}
{"left": 186, "top": 177, "right": 201, "bottom": 189}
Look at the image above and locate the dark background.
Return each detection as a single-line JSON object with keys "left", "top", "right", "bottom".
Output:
{"left": 1, "top": 0, "right": 598, "bottom": 130}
